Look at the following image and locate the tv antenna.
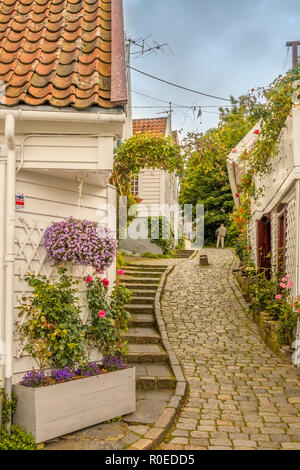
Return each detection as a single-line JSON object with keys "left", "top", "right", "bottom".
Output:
{"left": 126, "top": 34, "right": 172, "bottom": 59}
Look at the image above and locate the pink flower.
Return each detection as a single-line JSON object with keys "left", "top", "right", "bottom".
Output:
{"left": 102, "top": 278, "right": 109, "bottom": 287}
{"left": 117, "top": 269, "right": 125, "bottom": 275}
{"left": 232, "top": 149, "right": 237, "bottom": 154}
{"left": 280, "top": 283, "right": 287, "bottom": 289}
{"left": 297, "top": 310, "right": 300, "bottom": 314}
{"left": 98, "top": 310, "right": 106, "bottom": 318}
{"left": 96, "top": 269, "right": 104, "bottom": 274}
{"left": 85, "top": 276, "right": 93, "bottom": 284}
{"left": 287, "top": 280, "right": 293, "bottom": 288}
{"left": 286, "top": 275, "right": 291, "bottom": 279}
{"left": 275, "top": 295, "right": 282, "bottom": 300}
{"left": 281, "top": 277, "right": 287, "bottom": 283}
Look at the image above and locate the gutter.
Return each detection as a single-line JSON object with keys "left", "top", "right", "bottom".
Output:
{"left": 4, "top": 114, "right": 15, "bottom": 411}
{"left": 0, "top": 109, "right": 126, "bottom": 123}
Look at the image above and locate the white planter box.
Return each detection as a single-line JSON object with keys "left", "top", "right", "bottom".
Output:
{"left": 12, "top": 367, "right": 135, "bottom": 443}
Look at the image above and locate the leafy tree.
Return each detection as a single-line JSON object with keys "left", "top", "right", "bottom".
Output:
{"left": 180, "top": 94, "right": 263, "bottom": 246}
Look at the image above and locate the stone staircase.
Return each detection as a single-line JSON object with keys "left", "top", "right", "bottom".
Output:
{"left": 120, "top": 263, "right": 175, "bottom": 424}
{"left": 173, "top": 249, "right": 196, "bottom": 259}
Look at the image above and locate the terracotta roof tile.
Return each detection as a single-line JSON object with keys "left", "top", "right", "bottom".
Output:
{"left": 0, "top": 0, "right": 127, "bottom": 108}
{"left": 133, "top": 117, "right": 168, "bottom": 136}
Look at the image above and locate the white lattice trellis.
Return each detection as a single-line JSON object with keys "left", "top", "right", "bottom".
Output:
{"left": 247, "top": 216, "right": 257, "bottom": 266}
{"left": 14, "top": 215, "right": 100, "bottom": 359}
{"left": 286, "top": 198, "right": 297, "bottom": 284}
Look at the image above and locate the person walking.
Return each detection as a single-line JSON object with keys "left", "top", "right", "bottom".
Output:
{"left": 216, "top": 223, "right": 227, "bottom": 249}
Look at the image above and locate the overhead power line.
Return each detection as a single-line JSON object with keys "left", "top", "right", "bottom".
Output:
{"left": 129, "top": 66, "right": 231, "bottom": 102}
{"left": 132, "top": 90, "right": 234, "bottom": 108}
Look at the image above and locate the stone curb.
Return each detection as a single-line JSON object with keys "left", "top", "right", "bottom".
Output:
{"left": 187, "top": 250, "right": 198, "bottom": 260}
{"left": 128, "top": 261, "right": 188, "bottom": 451}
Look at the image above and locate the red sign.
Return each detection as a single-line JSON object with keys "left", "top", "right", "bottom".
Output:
{"left": 15, "top": 193, "right": 25, "bottom": 210}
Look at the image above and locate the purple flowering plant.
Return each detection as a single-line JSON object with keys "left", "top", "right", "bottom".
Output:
{"left": 19, "top": 360, "right": 127, "bottom": 388}
{"left": 75, "top": 362, "right": 103, "bottom": 377}
{"left": 102, "top": 355, "right": 126, "bottom": 372}
{"left": 51, "top": 367, "right": 75, "bottom": 382}
{"left": 44, "top": 217, "right": 118, "bottom": 272}
{"left": 20, "top": 370, "right": 48, "bottom": 388}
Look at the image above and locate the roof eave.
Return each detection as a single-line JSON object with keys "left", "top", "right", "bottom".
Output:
{"left": 111, "top": 0, "right": 127, "bottom": 104}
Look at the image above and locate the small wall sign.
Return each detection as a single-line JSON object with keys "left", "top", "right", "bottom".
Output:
{"left": 15, "top": 193, "right": 25, "bottom": 211}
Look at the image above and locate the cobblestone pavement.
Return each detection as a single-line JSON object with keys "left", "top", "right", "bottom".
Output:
{"left": 159, "top": 248, "right": 300, "bottom": 450}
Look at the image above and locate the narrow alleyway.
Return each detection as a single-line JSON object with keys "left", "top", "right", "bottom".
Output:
{"left": 159, "top": 249, "right": 300, "bottom": 450}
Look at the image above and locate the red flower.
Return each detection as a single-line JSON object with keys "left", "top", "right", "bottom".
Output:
{"left": 85, "top": 276, "right": 93, "bottom": 284}
{"left": 98, "top": 310, "right": 107, "bottom": 318}
{"left": 253, "top": 129, "right": 260, "bottom": 135}
{"left": 235, "top": 193, "right": 240, "bottom": 198}
{"left": 251, "top": 88, "right": 255, "bottom": 92}
{"left": 102, "top": 278, "right": 109, "bottom": 287}
{"left": 117, "top": 269, "right": 125, "bottom": 275}
{"left": 248, "top": 246, "right": 252, "bottom": 251}
{"left": 137, "top": 198, "right": 142, "bottom": 203}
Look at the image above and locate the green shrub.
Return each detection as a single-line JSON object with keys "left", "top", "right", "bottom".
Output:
{"left": 85, "top": 277, "right": 132, "bottom": 358}
{"left": 0, "top": 425, "right": 36, "bottom": 450}
{"left": 116, "top": 251, "right": 126, "bottom": 268}
{"left": 147, "top": 216, "right": 174, "bottom": 255}
{"left": 0, "top": 386, "right": 36, "bottom": 450}
{"left": 17, "top": 267, "right": 87, "bottom": 370}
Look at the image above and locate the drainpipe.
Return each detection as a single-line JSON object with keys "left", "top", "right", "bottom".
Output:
{"left": 4, "top": 114, "right": 15, "bottom": 412}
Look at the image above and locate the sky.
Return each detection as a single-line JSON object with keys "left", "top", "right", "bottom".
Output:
{"left": 124, "top": 0, "right": 300, "bottom": 136}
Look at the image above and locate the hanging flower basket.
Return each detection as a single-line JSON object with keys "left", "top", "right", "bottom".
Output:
{"left": 43, "top": 217, "right": 118, "bottom": 271}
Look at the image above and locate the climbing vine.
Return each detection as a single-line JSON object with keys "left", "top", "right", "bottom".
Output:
{"left": 231, "top": 65, "right": 300, "bottom": 244}
{"left": 111, "top": 132, "right": 183, "bottom": 197}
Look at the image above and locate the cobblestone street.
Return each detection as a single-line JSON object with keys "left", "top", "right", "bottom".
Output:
{"left": 159, "top": 249, "right": 300, "bottom": 450}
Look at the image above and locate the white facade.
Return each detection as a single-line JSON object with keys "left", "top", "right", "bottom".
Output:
{"left": 0, "top": 108, "right": 126, "bottom": 384}
{"left": 227, "top": 106, "right": 300, "bottom": 296}
{"left": 133, "top": 117, "right": 180, "bottom": 238}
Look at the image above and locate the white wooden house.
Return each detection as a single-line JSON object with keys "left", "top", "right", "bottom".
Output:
{"left": 227, "top": 106, "right": 300, "bottom": 296}
{"left": 120, "top": 116, "right": 180, "bottom": 254}
{"left": 0, "top": 0, "right": 128, "bottom": 387}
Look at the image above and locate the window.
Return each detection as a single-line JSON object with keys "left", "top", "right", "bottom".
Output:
{"left": 131, "top": 176, "right": 139, "bottom": 196}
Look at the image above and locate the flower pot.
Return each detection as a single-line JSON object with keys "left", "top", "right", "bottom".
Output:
{"left": 12, "top": 367, "right": 135, "bottom": 444}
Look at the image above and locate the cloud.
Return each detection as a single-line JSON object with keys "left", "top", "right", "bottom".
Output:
{"left": 125, "top": 0, "right": 300, "bottom": 134}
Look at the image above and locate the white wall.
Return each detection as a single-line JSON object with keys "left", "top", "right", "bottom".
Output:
{"left": 0, "top": 113, "right": 124, "bottom": 383}
{"left": 12, "top": 170, "right": 116, "bottom": 380}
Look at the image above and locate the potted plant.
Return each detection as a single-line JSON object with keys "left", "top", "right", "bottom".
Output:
{"left": 13, "top": 266, "right": 135, "bottom": 444}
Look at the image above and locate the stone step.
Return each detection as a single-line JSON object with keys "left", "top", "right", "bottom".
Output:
{"left": 121, "top": 277, "right": 160, "bottom": 285}
{"left": 130, "top": 296, "right": 155, "bottom": 305}
{"left": 124, "top": 327, "right": 160, "bottom": 344}
{"left": 127, "top": 344, "right": 169, "bottom": 364}
{"left": 121, "top": 283, "right": 159, "bottom": 291}
{"left": 125, "top": 266, "right": 166, "bottom": 273}
{"left": 173, "top": 250, "right": 196, "bottom": 258}
{"left": 127, "top": 264, "right": 167, "bottom": 270}
{"left": 130, "top": 289, "right": 157, "bottom": 298}
{"left": 123, "top": 390, "right": 174, "bottom": 425}
{"left": 125, "top": 304, "right": 154, "bottom": 314}
{"left": 128, "top": 314, "right": 156, "bottom": 328}
{"left": 123, "top": 271, "right": 163, "bottom": 278}
{"left": 130, "top": 363, "right": 174, "bottom": 390}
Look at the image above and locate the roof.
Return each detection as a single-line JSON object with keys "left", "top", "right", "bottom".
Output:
{"left": 0, "top": 0, "right": 127, "bottom": 109}
{"left": 133, "top": 117, "right": 168, "bottom": 136}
